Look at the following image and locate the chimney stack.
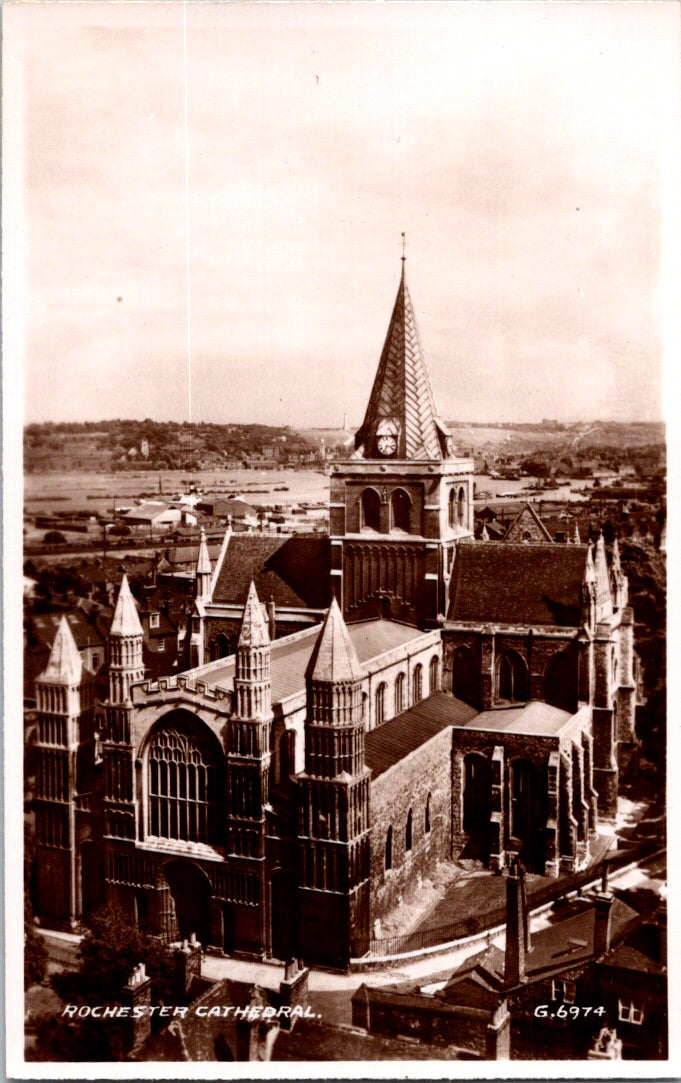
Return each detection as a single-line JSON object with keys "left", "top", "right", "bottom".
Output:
{"left": 593, "top": 887, "right": 614, "bottom": 956}
{"left": 504, "top": 855, "right": 528, "bottom": 987}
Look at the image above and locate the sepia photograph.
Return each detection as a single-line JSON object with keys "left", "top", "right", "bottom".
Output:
{"left": 3, "top": 0, "right": 679, "bottom": 1076}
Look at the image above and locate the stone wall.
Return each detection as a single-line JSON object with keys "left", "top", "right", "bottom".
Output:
{"left": 369, "top": 727, "right": 453, "bottom": 924}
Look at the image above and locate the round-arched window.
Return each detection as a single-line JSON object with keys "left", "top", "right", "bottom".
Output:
{"left": 360, "top": 488, "right": 381, "bottom": 532}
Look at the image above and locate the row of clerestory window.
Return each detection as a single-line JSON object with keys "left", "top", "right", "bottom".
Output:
{"left": 373, "top": 657, "right": 440, "bottom": 726}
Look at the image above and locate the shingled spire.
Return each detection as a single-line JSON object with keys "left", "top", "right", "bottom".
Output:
{"left": 40, "top": 615, "right": 83, "bottom": 684}
{"left": 354, "top": 259, "right": 451, "bottom": 461}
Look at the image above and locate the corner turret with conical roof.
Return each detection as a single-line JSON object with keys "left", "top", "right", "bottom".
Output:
{"left": 298, "top": 600, "right": 371, "bottom": 967}
{"left": 34, "top": 615, "right": 95, "bottom": 928}
{"left": 108, "top": 575, "right": 145, "bottom": 704}
{"left": 329, "top": 252, "right": 474, "bottom": 627}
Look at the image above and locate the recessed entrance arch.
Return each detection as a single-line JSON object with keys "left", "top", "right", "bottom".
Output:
{"left": 463, "top": 753, "right": 492, "bottom": 859}
{"left": 163, "top": 859, "right": 212, "bottom": 947}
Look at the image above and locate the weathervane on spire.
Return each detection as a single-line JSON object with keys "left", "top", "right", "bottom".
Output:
{"left": 401, "top": 231, "right": 406, "bottom": 264}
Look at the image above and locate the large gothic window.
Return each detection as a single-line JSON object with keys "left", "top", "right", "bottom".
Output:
{"left": 390, "top": 489, "right": 411, "bottom": 533}
{"left": 360, "top": 488, "right": 381, "bottom": 533}
{"left": 148, "top": 714, "right": 225, "bottom": 846}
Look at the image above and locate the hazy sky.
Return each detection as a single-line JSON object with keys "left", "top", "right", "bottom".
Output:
{"left": 5, "top": 1, "right": 680, "bottom": 426}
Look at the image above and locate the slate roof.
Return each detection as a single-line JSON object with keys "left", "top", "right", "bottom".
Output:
{"left": 211, "top": 534, "right": 331, "bottom": 609}
{"left": 463, "top": 701, "right": 573, "bottom": 736}
{"left": 31, "top": 609, "right": 105, "bottom": 652}
{"left": 448, "top": 542, "right": 588, "bottom": 626}
{"left": 365, "top": 692, "right": 478, "bottom": 779}
{"left": 354, "top": 263, "right": 450, "bottom": 461}
{"left": 185, "top": 620, "right": 429, "bottom": 704}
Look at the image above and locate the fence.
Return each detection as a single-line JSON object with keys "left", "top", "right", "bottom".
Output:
{"left": 351, "top": 844, "right": 650, "bottom": 960}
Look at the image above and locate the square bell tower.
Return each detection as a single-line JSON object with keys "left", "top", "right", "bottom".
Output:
{"left": 329, "top": 256, "right": 474, "bottom": 627}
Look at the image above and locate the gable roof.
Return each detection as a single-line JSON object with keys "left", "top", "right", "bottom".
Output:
{"left": 211, "top": 534, "right": 331, "bottom": 610}
{"left": 365, "top": 692, "right": 478, "bottom": 778}
{"left": 354, "top": 263, "right": 450, "bottom": 461}
{"left": 448, "top": 542, "right": 588, "bottom": 627}
{"left": 502, "top": 502, "right": 552, "bottom": 543}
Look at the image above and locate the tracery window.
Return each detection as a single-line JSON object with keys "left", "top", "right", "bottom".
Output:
{"left": 148, "top": 718, "right": 225, "bottom": 845}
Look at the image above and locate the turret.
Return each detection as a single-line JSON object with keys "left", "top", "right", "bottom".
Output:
{"left": 234, "top": 580, "right": 271, "bottom": 721}
{"left": 297, "top": 599, "right": 371, "bottom": 967}
{"left": 195, "top": 527, "right": 212, "bottom": 603}
{"left": 108, "top": 575, "right": 144, "bottom": 704}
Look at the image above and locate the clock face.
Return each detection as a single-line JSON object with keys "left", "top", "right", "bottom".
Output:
{"left": 377, "top": 435, "right": 397, "bottom": 457}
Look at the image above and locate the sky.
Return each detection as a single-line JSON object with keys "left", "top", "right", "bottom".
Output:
{"left": 5, "top": 1, "right": 680, "bottom": 427}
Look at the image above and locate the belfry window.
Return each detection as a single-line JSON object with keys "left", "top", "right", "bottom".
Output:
{"left": 360, "top": 488, "right": 381, "bottom": 533}
{"left": 148, "top": 715, "right": 225, "bottom": 846}
{"left": 390, "top": 488, "right": 411, "bottom": 533}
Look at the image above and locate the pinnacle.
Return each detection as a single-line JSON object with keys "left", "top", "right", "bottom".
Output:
{"left": 306, "top": 597, "right": 363, "bottom": 683}
{"left": 238, "top": 581, "right": 270, "bottom": 648}
{"left": 40, "top": 614, "right": 83, "bottom": 684}
{"left": 196, "top": 527, "right": 212, "bottom": 575}
{"left": 110, "top": 574, "right": 144, "bottom": 637}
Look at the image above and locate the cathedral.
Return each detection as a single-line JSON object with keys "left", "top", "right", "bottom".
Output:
{"left": 31, "top": 259, "right": 637, "bottom": 969}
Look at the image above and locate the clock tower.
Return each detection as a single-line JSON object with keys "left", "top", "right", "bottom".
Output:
{"left": 329, "top": 256, "right": 474, "bottom": 627}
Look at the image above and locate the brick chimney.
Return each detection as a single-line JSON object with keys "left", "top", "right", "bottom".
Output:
{"left": 120, "top": 962, "right": 153, "bottom": 1053}
{"left": 504, "top": 856, "right": 528, "bottom": 987}
{"left": 593, "top": 888, "right": 614, "bottom": 956}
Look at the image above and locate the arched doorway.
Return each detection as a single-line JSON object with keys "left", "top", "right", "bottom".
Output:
{"left": 163, "top": 859, "right": 212, "bottom": 946}
{"left": 452, "top": 645, "right": 479, "bottom": 707}
{"left": 463, "top": 754, "right": 492, "bottom": 859}
{"left": 509, "top": 759, "right": 545, "bottom": 872}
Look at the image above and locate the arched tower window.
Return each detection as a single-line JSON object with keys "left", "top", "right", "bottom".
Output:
{"left": 449, "top": 489, "right": 457, "bottom": 528}
{"left": 217, "top": 633, "right": 230, "bottom": 659}
{"left": 405, "top": 808, "right": 413, "bottom": 852}
{"left": 385, "top": 826, "right": 393, "bottom": 871}
{"left": 429, "top": 656, "right": 440, "bottom": 693}
{"left": 394, "top": 672, "right": 405, "bottom": 714}
{"left": 458, "top": 487, "right": 466, "bottom": 529}
{"left": 148, "top": 713, "right": 225, "bottom": 846}
{"left": 360, "top": 488, "right": 381, "bottom": 533}
{"left": 375, "top": 683, "right": 386, "bottom": 727}
{"left": 496, "top": 650, "right": 528, "bottom": 704}
{"left": 390, "top": 489, "right": 411, "bottom": 533}
{"left": 412, "top": 664, "right": 423, "bottom": 704}
{"left": 425, "top": 792, "right": 431, "bottom": 833}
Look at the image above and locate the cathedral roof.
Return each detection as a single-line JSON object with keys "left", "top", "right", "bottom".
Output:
{"left": 110, "top": 574, "right": 144, "bottom": 637}
{"left": 354, "top": 263, "right": 450, "bottom": 461}
{"left": 237, "top": 581, "right": 270, "bottom": 648}
{"left": 448, "top": 543, "right": 589, "bottom": 626}
{"left": 306, "top": 597, "right": 363, "bottom": 682}
{"left": 38, "top": 614, "right": 83, "bottom": 684}
{"left": 365, "top": 692, "right": 478, "bottom": 778}
{"left": 211, "top": 534, "right": 331, "bottom": 610}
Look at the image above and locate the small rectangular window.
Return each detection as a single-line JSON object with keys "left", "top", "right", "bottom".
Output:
{"left": 551, "top": 979, "right": 576, "bottom": 1004}
{"left": 149, "top": 612, "right": 160, "bottom": 629}
{"left": 618, "top": 999, "right": 644, "bottom": 1025}
{"left": 157, "top": 639, "right": 165, "bottom": 652}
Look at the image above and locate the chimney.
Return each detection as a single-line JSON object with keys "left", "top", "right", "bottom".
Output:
{"left": 267, "top": 597, "right": 276, "bottom": 641}
{"left": 593, "top": 888, "right": 613, "bottom": 956}
{"left": 504, "top": 856, "right": 528, "bottom": 986}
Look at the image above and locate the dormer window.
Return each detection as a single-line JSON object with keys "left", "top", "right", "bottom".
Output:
{"left": 149, "top": 612, "right": 160, "bottom": 629}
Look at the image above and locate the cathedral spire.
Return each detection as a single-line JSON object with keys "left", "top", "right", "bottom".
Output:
{"left": 354, "top": 257, "right": 451, "bottom": 461}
